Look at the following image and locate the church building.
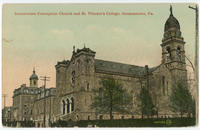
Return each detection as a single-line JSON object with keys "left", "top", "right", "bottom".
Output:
{"left": 53, "top": 6, "right": 188, "bottom": 121}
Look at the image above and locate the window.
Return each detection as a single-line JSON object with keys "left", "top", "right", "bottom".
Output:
{"left": 162, "top": 76, "right": 165, "bottom": 95}
{"left": 67, "top": 99, "right": 70, "bottom": 113}
{"left": 71, "top": 97, "right": 74, "bottom": 112}
{"left": 177, "top": 47, "right": 181, "bottom": 61}
{"left": 87, "top": 83, "right": 89, "bottom": 91}
{"left": 166, "top": 47, "right": 171, "bottom": 62}
{"left": 99, "top": 115, "right": 103, "bottom": 120}
{"left": 62, "top": 100, "right": 65, "bottom": 114}
{"left": 167, "top": 81, "right": 168, "bottom": 95}
{"left": 72, "top": 71, "right": 75, "bottom": 86}
{"left": 34, "top": 80, "right": 36, "bottom": 85}
{"left": 88, "top": 116, "right": 90, "bottom": 120}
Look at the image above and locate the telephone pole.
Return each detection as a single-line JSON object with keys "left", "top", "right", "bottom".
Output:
{"left": 40, "top": 76, "right": 50, "bottom": 127}
{"left": 189, "top": 4, "right": 198, "bottom": 124}
{"left": 2, "top": 94, "right": 7, "bottom": 108}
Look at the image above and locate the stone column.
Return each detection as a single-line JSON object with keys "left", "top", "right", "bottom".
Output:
{"left": 65, "top": 102, "right": 67, "bottom": 114}
{"left": 69, "top": 100, "right": 72, "bottom": 113}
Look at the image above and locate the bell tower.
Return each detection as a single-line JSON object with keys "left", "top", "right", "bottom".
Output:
{"left": 29, "top": 68, "right": 38, "bottom": 87}
{"left": 161, "top": 6, "right": 187, "bottom": 83}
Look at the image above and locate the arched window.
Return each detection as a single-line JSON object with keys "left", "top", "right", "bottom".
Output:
{"left": 71, "top": 97, "right": 74, "bottom": 112}
{"left": 67, "top": 99, "right": 70, "bottom": 113}
{"left": 99, "top": 115, "right": 103, "bottom": 120}
{"left": 34, "top": 80, "right": 36, "bottom": 85}
{"left": 71, "top": 71, "right": 75, "bottom": 86}
{"left": 177, "top": 47, "right": 181, "bottom": 61}
{"left": 162, "top": 76, "right": 165, "bottom": 95}
{"left": 87, "top": 83, "right": 89, "bottom": 91}
{"left": 62, "top": 100, "right": 65, "bottom": 114}
{"left": 166, "top": 47, "right": 171, "bottom": 62}
{"left": 167, "top": 81, "right": 169, "bottom": 95}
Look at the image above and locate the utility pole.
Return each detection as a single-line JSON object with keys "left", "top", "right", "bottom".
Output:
{"left": 145, "top": 65, "right": 150, "bottom": 90}
{"left": 2, "top": 94, "right": 7, "bottom": 108}
{"left": 189, "top": 4, "right": 198, "bottom": 124}
{"left": 49, "top": 96, "right": 52, "bottom": 127}
{"left": 40, "top": 76, "right": 50, "bottom": 127}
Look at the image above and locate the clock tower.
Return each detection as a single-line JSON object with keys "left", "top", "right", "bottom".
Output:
{"left": 161, "top": 6, "right": 187, "bottom": 83}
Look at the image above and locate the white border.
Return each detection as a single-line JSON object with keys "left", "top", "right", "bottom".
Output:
{"left": 0, "top": 0, "right": 199, "bottom": 130}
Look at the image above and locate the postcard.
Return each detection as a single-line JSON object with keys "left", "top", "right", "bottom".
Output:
{"left": 2, "top": 3, "right": 198, "bottom": 128}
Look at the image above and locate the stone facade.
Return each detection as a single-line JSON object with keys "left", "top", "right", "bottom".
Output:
{"left": 32, "top": 88, "right": 56, "bottom": 127}
{"left": 54, "top": 6, "right": 188, "bottom": 121}
{"left": 11, "top": 69, "right": 56, "bottom": 127}
{"left": 12, "top": 84, "right": 41, "bottom": 122}
{"left": 2, "top": 106, "right": 14, "bottom": 123}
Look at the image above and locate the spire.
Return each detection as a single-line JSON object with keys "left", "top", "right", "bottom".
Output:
{"left": 33, "top": 67, "right": 35, "bottom": 74}
{"left": 84, "top": 43, "right": 86, "bottom": 48}
{"left": 73, "top": 45, "right": 75, "bottom": 54}
{"left": 73, "top": 45, "right": 75, "bottom": 51}
{"left": 170, "top": 5, "right": 173, "bottom": 16}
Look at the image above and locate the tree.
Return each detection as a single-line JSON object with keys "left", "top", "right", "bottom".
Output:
{"left": 188, "top": 98, "right": 196, "bottom": 118}
{"left": 138, "top": 86, "right": 155, "bottom": 118}
{"left": 170, "top": 81, "right": 194, "bottom": 118}
{"left": 90, "top": 77, "right": 133, "bottom": 120}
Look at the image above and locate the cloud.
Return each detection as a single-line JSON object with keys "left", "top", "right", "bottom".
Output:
{"left": 50, "top": 28, "right": 75, "bottom": 41}
{"left": 51, "top": 29, "right": 73, "bottom": 35}
{"left": 84, "top": 24, "right": 102, "bottom": 33}
{"left": 112, "top": 27, "right": 127, "bottom": 34}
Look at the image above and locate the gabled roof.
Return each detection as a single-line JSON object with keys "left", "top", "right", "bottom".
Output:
{"left": 94, "top": 59, "right": 146, "bottom": 77}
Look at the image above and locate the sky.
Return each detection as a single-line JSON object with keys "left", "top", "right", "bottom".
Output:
{"left": 2, "top": 3, "right": 196, "bottom": 106}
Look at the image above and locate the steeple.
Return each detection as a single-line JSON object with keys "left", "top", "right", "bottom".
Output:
{"left": 170, "top": 5, "right": 173, "bottom": 16}
{"left": 161, "top": 6, "right": 186, "bottom": 65}
{"left": 33, "top": 67, "right": 35, "bottom": 74}
{"left": 73, "top": 45, "right": 75, "bottom": 53}
{"left": 164, "top": 5, "right": 180, "bottom": 32}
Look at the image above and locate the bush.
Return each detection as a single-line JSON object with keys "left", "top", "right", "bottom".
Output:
{"left": 75, "top": 117, "right": 196, "bottom": 127}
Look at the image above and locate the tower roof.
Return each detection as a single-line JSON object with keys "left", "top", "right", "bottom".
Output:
{"left": 164, "top": 5, "right": 180, "bottom": 32}
{"left": 30, "top": 68, "right": 38, "bottom": 80}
